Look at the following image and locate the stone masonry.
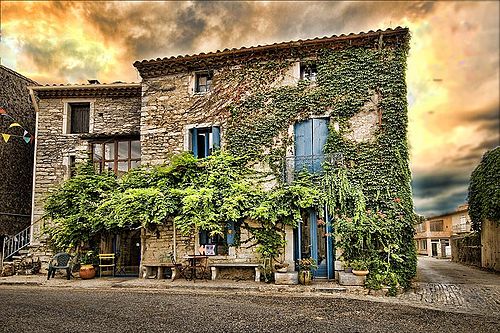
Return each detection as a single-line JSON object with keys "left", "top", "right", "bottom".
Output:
{"left": 0, "top": 65, "right": 37, "bottom": 237}
{"left": 30, "top": 86, "right": 141, "bottom": 247}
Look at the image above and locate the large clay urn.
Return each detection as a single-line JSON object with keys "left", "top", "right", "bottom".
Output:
{"left": 79, "top": 264, "right": 96, "bottom": 279}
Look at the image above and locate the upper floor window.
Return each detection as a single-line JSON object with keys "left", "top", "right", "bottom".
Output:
{"left": 294, "top": 118, "right": 328, "bottom": 173}
{"left": 300, "top": 63, "right": 317, "bottom": 82}
{"left": 69, "top": 102, "right": 90, "bottom": 133}
{"left": 415, "top": 223, "right": 425, "bottom": 233}
{"left": 429, "top": 220, "right": 444, "bottom": 232}
{"left": 92, "top": 138, "right": 140, "bottom": 176}
{"left": 195, "top": 71, "right": 213, "bottom": 93}
{"left": 189, "top": 126, "right": 220, "bottom": 159}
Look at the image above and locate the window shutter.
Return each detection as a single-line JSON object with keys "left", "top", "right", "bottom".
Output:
{"left": 70, "top": 103, "right": 90, "bottom": 133}
{"left": 212, "top": 126, "right": 220, "bottom": 150}
{"left": 191, "top": 128, "right": 198, "bottom": 157}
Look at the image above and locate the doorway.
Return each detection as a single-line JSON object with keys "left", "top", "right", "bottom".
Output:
{"left": 113, "top": 229, "right": 141, "bottom": 277}
{"left": 294, "top": 209, "right": 334, "bottom": 279}
{"left": 431, "top": 242, "right": 438, "bottom": 257}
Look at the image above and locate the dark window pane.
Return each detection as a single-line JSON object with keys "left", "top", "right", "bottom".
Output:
{"left": 117, "top": 161, "right": 128, "bottom": 176}
{"left": 118, "top": 141, "right": 128, "bottom": 159}
{"left": 69, "top": 103, "right": 90, "bottom": 133}
{"left": 106, "top": 161, "right": 114, "bottom": 172}
{"left": 93, "top": 144, "right": 103, "bottom": 161}
{"left": 105, "top": 143, "right": 114, "bottom": 160}
{"left": 131, "top": 140, "right": 141, "bottom": 159}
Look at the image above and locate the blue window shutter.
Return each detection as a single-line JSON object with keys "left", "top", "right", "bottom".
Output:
{"left": 204, "top": 131, "right": 210, "bottom": 157}
{"left": 212, "top": 126, "right": 220, "bottom": 150}
{"left": 191, "top": 128, "right": 198, "bottom": 157}
{"left": 226, "top": 221, "right": 236, "bottom": 245}
{"left": 312, "top": 118, "right": 329, "bottom": 172}
{"left": 294, "top": 120, "right": 312, "bottom": 171}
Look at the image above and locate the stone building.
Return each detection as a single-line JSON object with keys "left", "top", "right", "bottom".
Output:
{"left": 415, "top": 204, "right": 471, "bottom": 258}
{"left": 26, "top": 27, "right": 412, "bottom": 281}
{"left": 28, "top": 82, "right": 142, "bottom": 271}
{"left": 0, "top": 65, "right": 37, "bottom": 255}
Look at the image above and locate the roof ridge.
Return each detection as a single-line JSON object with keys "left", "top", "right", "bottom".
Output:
{"left": 134, "top": 26, "right": 408, "bottom": 66}
{"left": 0, "top": 65, "right": 39, "bottom": 86}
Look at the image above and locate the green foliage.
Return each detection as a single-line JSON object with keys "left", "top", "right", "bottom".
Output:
{"left": 43, "top": 162, "right": 118, "bottom": 250}
{"left": 94, "top": 187, "right": 177, "bottom": 231}
{"left": 468, "top": 147, "right": 500, "bottom": 230}
{"left": 80, "top": 250, "right": 98, "bottom": 265}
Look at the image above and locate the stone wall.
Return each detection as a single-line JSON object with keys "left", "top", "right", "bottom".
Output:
{"left": 141, "top": 220, "right": 261, "bottom": 265}
{"left": 31, "top": 94, "right": 141, "bottom": 244}
{"left": 0, "top": 65, "right": 36, "bottom": 236}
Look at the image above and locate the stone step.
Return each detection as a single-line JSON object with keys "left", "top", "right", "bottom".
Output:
{"left": 18, "top": 250, "right": 30, "bottom": 255}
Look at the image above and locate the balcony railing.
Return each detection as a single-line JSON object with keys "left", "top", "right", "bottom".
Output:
{"left": 282, "top": 153, "right": 343, "bottom": 183}
{"left": 452, "top": 222, "right": 472, "bottom": 234}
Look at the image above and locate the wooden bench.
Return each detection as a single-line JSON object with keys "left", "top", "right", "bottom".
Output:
{"left": 142, "top": 263, "right": 181, "bottom": 281}
{"left": 209, "top": 263, "right": 260, "bottom": 282}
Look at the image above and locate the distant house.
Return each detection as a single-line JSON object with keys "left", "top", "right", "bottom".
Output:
{"left": 415, "top": 204, "right": 471, "bottom": 258}
{"left": 0, "top": 65, "right": 37, "bottom": 258}
{"left": 26, "top": 27, "right": 412, "bottom": 281}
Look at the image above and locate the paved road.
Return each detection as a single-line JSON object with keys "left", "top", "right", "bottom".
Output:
{"left": 397, "top": 256, "right": 500, "bottom": 317}
{"left": 416, "top": 256, "right": 500, "bottom": 285}
{"left": 0, "top": 286, "right": 499, "bottom": 333}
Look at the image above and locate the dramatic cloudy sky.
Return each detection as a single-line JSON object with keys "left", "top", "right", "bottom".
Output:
{"left": 1, "top": 1, "right": 498, "bottom": 216}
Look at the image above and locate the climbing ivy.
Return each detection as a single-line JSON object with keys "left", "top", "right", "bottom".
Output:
{"left": 223, "top": 36, "right": 416, "bottom": 290}
{"left": 468, "top": 147, "right": 500, "bottom": 230}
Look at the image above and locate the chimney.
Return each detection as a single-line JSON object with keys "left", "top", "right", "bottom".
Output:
{"left": 88, "top": 79, "right": 100, "bottom": 84}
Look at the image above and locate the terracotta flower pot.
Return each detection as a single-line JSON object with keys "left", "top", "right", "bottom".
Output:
{"left": 298, "top": 270, "right": 312, "bottom": 285}
{"left": 352, "top": 269, "right": 369, "bottom": 276}
{"left": 79, "top": 264, "right": 96, "bottom": 279}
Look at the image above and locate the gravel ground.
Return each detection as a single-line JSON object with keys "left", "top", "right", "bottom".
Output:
{"left": 0, "top": 286, "right": 498, "bottom": 333}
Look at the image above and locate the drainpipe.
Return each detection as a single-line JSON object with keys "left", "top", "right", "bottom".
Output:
{"left": 28, "top": 88, "right": 39, "bottom": 245}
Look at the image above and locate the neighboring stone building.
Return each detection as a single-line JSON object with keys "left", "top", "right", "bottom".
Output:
{"left": 0, "top": 65, "right": 37, "bottom": 242}
{"left": 28, "top": 82, "right": 142, "bottom": 272}
{"left": 415, "top": 204, "right": 471, "bottom": 258}
{"left": 27, "top": 27, "right": 413, "bottom": 281}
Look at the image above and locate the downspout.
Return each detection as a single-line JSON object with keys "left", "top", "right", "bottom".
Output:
{"left": 28, "top": 88, "right": 39, "bottom": 245}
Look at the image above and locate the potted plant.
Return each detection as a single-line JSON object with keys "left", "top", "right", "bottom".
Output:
{"left": 297, "top": 257, "right": 317, "bottom": 285}
{"left": 274, "top": 262, "right": 289, "bottom": 273}
{"left": 79, "top": 250, "right": 97, "bottom": 279}
{"left": 350, "top": 259, "right": 369, "bottom": 276}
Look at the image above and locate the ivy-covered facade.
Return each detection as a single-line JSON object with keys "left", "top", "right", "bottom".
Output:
{"left": 29, "top": 27, "right": 416, "bottom": 289}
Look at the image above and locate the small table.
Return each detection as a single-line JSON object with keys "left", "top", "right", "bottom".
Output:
{"left": 183, "top": 255, "right": 209, "bottom": 281}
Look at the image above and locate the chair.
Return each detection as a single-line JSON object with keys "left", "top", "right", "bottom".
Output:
{"left": 47, "top": 253, "right": 72, "bottom": 280}
{"left": 169, "top": 253, "right": 187, "bottom": 280}
{"left": 98, "top": 253, "right": 115, "bottom": 277}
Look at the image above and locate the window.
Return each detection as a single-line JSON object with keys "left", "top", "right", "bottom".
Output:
{"left": 92, "top": 138, "right": 140, "bottom": 176}
{"left": 294, "top": 118, "right": 329, "bottom": 173}
{"left": 189, "top": 126, "right": 220, "bottom": 158}
{"left": 195, "top": 71, "right": 213, "bottom": 93}
{"left": 300, "top": 63, "right": 317, "bottom": 82}
{"left": 429, "top": 220, "right": 444, "bottom": 232}
{"left": 415, "top": 223, "right": 425, "bottom": 232}
{"left": 199, "top": 222, "right": 238, "bottom": 256}
{"left": 69, "top": 102, "right": 90, "bottom": 133}
{"left": 420, "top": 240, "right": 427, "bottom": 250}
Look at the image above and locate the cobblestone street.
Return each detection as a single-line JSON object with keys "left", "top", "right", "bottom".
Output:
{"left": 397, "top": 256, "right": 500, "bottom": 316}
